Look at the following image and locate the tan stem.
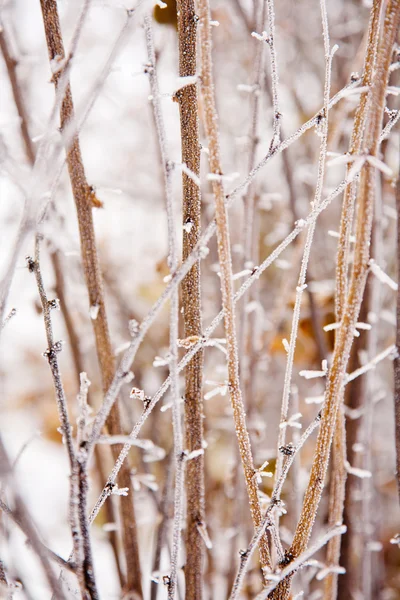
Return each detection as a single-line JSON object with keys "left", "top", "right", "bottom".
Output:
{"left": 324, "top": 2, "right": 382, "bottom": 597}
{"left": 197, "top": 0, "right": 271, "bottom": 573}
{"left": 270, "top": 1, "right": 400, "bottom": 597}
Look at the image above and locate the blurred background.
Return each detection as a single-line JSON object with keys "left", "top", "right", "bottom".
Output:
{"left": 0, "top": 0, "right": 399, "bottom": 598}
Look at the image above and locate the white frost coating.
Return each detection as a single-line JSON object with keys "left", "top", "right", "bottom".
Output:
{"left": 345, "top": 344, "right": 396, "bottom": 383}
{"left": 232, "top": 269, "right": 252, "bottom": 281}
{"left": 179, "top": 162, "right": 201, "bottom": 187}
{"left": 316, "top": 565, "right": 346, "bottom": 581}
{"left": 344, "top": 460, "right": 372, "bottom": 479}
{"left": 369, "top": 259, "right": 398, "bottom": 290}
{"left": 305, "top": 395, "right": 325, "bottom": 404}
{"left": 251, "top": 31, "right": 269, "bottom": 42}
{"left": 183, "top": 220, "right": 194, "bottom": 234}
{"left": 89, "top": 304, "right": 99, "bottom": 320}
{"left": 175, "top": 75, "right": 198, "bottom": 91}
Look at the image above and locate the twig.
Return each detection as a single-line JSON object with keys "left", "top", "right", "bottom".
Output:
{"left": 39, "top": 1, "right": 142, "bottom": 594}
{"left": 27, "top": 243, "right": 76, "bottom": 472}
{"left": 29, "top": 239, "right": 99, "bottom": 599}
{"left": 173, "top": 2, "right": 206, "bottom": 597}
{"left": 229, "top": 411, "right": 322, "bottom": 600}
{"left": 88, "top": 174, "right": 354, "bottom": 527}
{"left": 325, "top": 3, "right": 382, "bottom": 597}
{"left": 143, "top": 13, "right": 184, "bottom": 600}
{"left": 254, "top": 526, "right": 347, "bottom": 600}
{"left": 197, "top": 0, "right": 271, "bottom": 573}
{"left": 269, "top": 2, "right": 400, "bottom": 597}
{"left": 395, "top": 130, "right": 400, "bottom": 502}
{"left": 274, "top": 0, "right": 335, "bottom": 537}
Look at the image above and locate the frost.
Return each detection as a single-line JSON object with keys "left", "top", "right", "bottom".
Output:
{"left": 323, "top": 322, "right": 340, "bottom": 332}
{"left": 344, "top": 460, "right": 372, "bottom": 479}
{"left": 295, "top": 218, "right": 307, "bottom": 229}
{"left": 129, "top": 319, "right": 139, "bottom": 336}
{"left": 305, "top": 395, "right": 325, "bottom": 404}
{"left": 199, "top": 246, "right": 210, "bottom": 259}
{"left": 185, "top": 448, "right": 204, "bottom": 461}
{"left": 299, "top": 369, "right": 326, "bottom": 379}
{"left": 316, "top": 565, "right": 346, "bottom": 580}
{"left": 111, "top": 485, "right": 129, "bottom": 496}
{"left": 183, "top": 220, "right": 194, "bottom": 234}
{"left": 130, "top": 387, "right": 145, "bottom": 401}
{"left": 204, "top": 381, "right": 228, "bottom": 400}
{"left": 282, "top": 338, "right": 290, "bottom": 353}
{"left": 251, "top": 31, "right": 269, "bottom": 42}
{"left": 232, "top": 269, "right": 252, "bottom": 281}
{"left": 210, "top": 20, "right": 219, "bottom": 27}
{"left": 369, "top": 259, "right": 397, "bottom": 290}
{"left": 296, "top": 284, "right": 307, "bottom": 292}
{"left": 175, "top": 75, "right": 198, "bottom": 91}
{"left": 390, "top": 534, "right": 400, "bottom": 546}
{"left": 179, "top": 162, "right": 201, "bottom": 187}
{"left": 89, "top": 304, "right": 99, "bottom": 320}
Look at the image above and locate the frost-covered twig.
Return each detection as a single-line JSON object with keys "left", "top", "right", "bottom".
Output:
{"left": 274, "top": 0, "right": 335, "bottom": 542}
{"left": 254, "top": 526, "right": 347, "bottom": 600}
{"left": 325, "top": 3, "right": 382, "bottom": 597}
{"left": 39, "top": 1, "right": 142, "bottom": 593}
{"left": 270, "top": 3, "right": 400, "bottom": 598}
{"left": 229, "top": 411, "right": 322, "bottom": 600}
{"left": 88, "top": 174, "right": 353, "bottom": 528}
{"left": 29, "top": 239, "right": 99, "bottom": 599}
{"left": 197, "top": 0, "right": 271, "bottom": 572}
{"left": 173, "top": 2, "right": 207, "bottom": 596}
{"left": 144, "top": 13, "right": 185, "bottom": 599}
{"left": 394, "top": 140, "right": 400, "bottom": 501}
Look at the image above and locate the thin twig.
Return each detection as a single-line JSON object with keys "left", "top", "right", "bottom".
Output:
{"left": 197, "top": 0, "right": 271, "bottom": 573}
{"left": 325, "top": 3, "right": 382, "bottom": 597}
{"left": 39, "top": 1, "right": 142, "bottom": 593}
{"left": 274, "top": 0, "right": 335, "bottom": 538}
{"left": 229, "top": 411, "right": 322, "bottom": 600}
{"left": 269, "top": 3, "right": 400, "bottom": 597}
{"left": 88, "top": 174, "right": 354, "bottom": 527}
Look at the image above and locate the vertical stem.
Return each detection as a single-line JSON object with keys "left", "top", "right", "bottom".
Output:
{"left": 395, "top": 145, "right": 400, "bottom": 501}
{"left": 175, "top": 2, "right": 205, "bottom": 598}
{"left": 196, "top": 0, "right": 271, "bottom": 573}
{"left": 38, "top": 2, "right": 142, "bottom": 595}
{"left": 269, "top": 2, "right": 400, "bottom": 598}
{"left": 324, "top": 3, "right": 382, "bottom": 597}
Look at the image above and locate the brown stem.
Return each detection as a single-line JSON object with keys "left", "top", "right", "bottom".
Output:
{"left": 270, "top": 1, "right": 400, "bottom": 597}
{"left": 0, "top": 19, "right": 125, "bottom": 588}
{"left": 197, "top": 0, "right": 271, "bottom": 573}
{"left": 395, "top": 132, "right": 400, "bottom": 502}
{"left": 324, "top": 2, "right": 382, "bottom": 597}
{"left": 38, "top": 1, "right": 142, "bottom": 595}
{"left": 175, "top": 2, "right": 205, "bottom": 598}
